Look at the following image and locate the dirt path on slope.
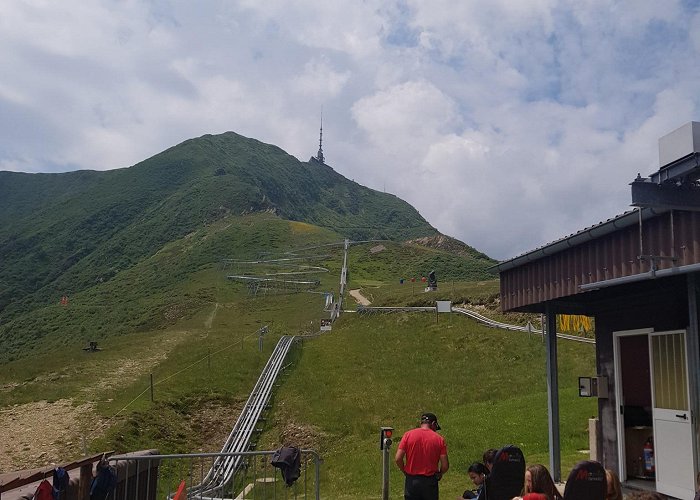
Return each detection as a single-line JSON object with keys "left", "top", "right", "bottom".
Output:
{"left": 0, "top": 399, "right": 96, "bottom": 472}
{"left": 0, "top": 329, "right": 191, "bottom": 472}
{"left": 349, "top": 289, "right": 371, "bottom": 306}
{"left": 204, "top": 303, "right": 219, "bottom": 330}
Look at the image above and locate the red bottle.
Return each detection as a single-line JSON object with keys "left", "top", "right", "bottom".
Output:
{"left": 643, "top": 437, "right": 655, "bottom": 477}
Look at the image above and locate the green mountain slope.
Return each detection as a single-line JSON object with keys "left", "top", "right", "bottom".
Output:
{"left": 0, "top": 132, "right": 455, "bottom": 318}
{"left": 0, "top": 221, "right": 594, "bottom": 492}
{"left": 0, "top": 132, "right": 495, "bottom": 361}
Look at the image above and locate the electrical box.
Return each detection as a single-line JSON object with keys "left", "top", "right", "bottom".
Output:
{"left": 579, "top": 376, "right": 609, "bottom": 398}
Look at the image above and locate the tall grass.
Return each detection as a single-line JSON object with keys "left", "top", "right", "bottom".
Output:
{"left": 266, "top": 312, "right": 596, "bottom": 499}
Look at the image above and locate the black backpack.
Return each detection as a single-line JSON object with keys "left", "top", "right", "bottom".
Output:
{"left": 562, "top": 460, "right": 606, "bottom": 500}
{"left": 52, "top": 467, "right": 69, "bottom": 499}
{"left": 90, "top": 460, "right": 117, "bottom": 500}
{"left": 483, "top": 445, "right": 526, "bottom": 500}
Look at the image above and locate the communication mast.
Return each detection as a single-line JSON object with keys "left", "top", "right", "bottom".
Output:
{"left": 316, "top": 112, "right": 325, "bottom": 164}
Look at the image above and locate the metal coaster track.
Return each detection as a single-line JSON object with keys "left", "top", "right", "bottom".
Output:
{"left": 188, "top": 335, "right": 297, "bottom": 498}
{"left": 452, "top": 307, "right": 595, "bottom": 344}
{"left": 355, "top": 306, "right": 594, "bottom": 344}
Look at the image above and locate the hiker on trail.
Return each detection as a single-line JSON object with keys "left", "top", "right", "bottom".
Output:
{"left": 460, "top": 462, "right": 487, "bottom": 499}
{"left": 395, "top": 412, "right": 449, "bottom": 500}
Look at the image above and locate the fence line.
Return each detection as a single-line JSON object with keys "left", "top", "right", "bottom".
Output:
{"left": 86, "top": 327, "right": 266, "bottom": 442}
{"left": 106, "top": 449, "right": 321, "bottom": 500}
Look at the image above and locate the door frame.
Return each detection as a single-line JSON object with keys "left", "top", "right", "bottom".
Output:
{"left": 613, "top": 327, "right": 654, "bottom": 481}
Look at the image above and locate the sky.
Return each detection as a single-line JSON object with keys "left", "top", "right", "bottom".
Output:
{"left": 2, "top": 1, "right": 700, "bottom": 260}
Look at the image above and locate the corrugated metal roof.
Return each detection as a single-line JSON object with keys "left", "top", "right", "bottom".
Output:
{"left": 492, "top": 207, "right": 669, "bottom": 273}
{"left": 498, "top": 209, "right": 700, "bottom": 311}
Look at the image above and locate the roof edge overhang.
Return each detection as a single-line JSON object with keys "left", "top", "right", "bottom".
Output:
{"left": 491, "top": 207, "right": 669, "bottom": 273}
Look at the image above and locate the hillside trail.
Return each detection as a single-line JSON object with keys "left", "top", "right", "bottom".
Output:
{"left": 0, "top": 329, "right": 191, "bottom": 472}
{"left": 349, "top": 289, "right": 371, "bottom": 306}
{"left": 204, "top": 302, "right": 219, "bottom": 331}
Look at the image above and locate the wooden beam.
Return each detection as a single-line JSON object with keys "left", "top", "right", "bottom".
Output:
{"left": 78, "top": 463, "right": 93, "bottom": 500}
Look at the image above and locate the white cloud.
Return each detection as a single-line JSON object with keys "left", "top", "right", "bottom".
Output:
{"left": 2, "top": 0, "right": 700, "bottom": 259}
{"left": 291, "top": 58, "right": 351, "bottom": 98}
{"left": 352, "top": 80, "right": 461, "bottom": 157}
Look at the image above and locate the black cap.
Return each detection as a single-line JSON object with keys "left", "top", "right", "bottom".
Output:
{"left": 420, "top": 412, "right": 441, "bottom": 430}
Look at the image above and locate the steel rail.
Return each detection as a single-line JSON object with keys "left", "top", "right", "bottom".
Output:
{"left": 189, "top": 335, "right": 297, "bottom": 497}
{"left": 227, "top": 275, "right": 321, "bottom": 284}
{"left": 451, "top": 307, "right": 595, "bottom": 344}
{"left": 222, "top": 255, "right": 331, "bottom": 264}
{"left": 354, "top": 305, "right": 593, "bottom": 344}
{"left": 356, "top": 306, "right": 436, "bottom": 313}
{"left": 195, "top": 335, "right": 293, "bottom": 495}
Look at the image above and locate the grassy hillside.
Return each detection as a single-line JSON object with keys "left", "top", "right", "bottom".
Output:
{"left": 0, "top": 213, "right": 337, "bottom": 362}
{"left": 0, "top": 228, "right": 596, "bottom": 499}
{"left": 266, "top": 313, "right": 595, "bottom": 499}
{"left": 0, "top": 131, "right": 454, "bottom": 344}
{"left": 0, "top": 210, "right": 496, "bottom": 364}
{"left": 348, "top": 242, "right": 496, "bottom": 291}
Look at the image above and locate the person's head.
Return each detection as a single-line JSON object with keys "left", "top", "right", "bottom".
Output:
{"left": 524, "top": 464, "right": 558, "bottom": 497}
{"left": 467, "top": 462, "right": 488, "bottom": 486}
{"left": 605, "top": 469, "right": 622, "bottom": 500}
{"left": 482, "top": 449, "right": 497, "bottom": 471}
{"left": 420, "top": 412, "right": 441, "bottom": 431}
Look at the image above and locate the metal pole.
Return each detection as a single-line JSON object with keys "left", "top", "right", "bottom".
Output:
{"left": 545, "top": 303, "right": 561, "bottom": 482}
{"left": 314, "top": 452, "right": 321, "bottom": 500}
{"left": 540, "top": 313, "right": 545, "bottom": 344}
{"left": 382, "top": 436, "right": 393, "bottom": 500}
{"left": 686, "top": 274, "right": 700, "bottom": 471}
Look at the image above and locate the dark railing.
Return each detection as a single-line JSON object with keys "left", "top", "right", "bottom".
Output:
{"left": 108, "top": 450, "right": 321, "bottom": 500}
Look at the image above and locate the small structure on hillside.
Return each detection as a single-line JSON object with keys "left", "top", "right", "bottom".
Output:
{"left": 82, "top": 341, "right": 101, "bottom": 352}
{"left": 426, "top": 270, "right": 438, "bottom": 291}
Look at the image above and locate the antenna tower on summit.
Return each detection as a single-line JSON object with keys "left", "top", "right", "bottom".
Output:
{"left": 316, "top": 111, "right": 325, "bottom": 164}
